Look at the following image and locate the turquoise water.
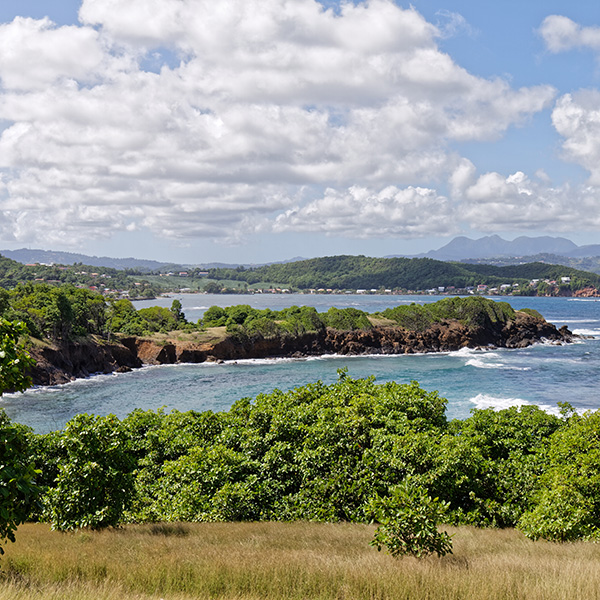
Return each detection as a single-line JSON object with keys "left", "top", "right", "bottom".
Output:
{"left": 2, "top": 295, "right": 599, "bottom": 432}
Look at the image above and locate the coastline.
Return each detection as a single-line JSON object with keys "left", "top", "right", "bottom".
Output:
{"left": 26, "top": 310, "right": 574, "bottom": 387}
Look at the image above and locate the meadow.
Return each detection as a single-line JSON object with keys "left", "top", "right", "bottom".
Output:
{"left": 2, "top": 522, "right": 600, "bottom": 600}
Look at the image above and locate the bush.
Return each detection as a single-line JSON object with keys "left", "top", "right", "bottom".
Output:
{"left": 323, "top": 307, "right": 372, "bottom": 330}
{"left": 0, "top": 412, "right": 40, "bottom": 555}
{"left": 44, "top": 414, "right": 135, "bottom": 531}
{"left": 369, "top": 480, "right": 453, "bottom": 558}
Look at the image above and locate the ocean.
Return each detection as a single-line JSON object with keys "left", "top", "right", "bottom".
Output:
{"left": 2, "top": 294, "right": 599, "bottom": 433}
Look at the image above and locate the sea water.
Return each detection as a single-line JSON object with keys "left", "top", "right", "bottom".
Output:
{"left": 2, "top": 295, "right": 599, "bottom": 433}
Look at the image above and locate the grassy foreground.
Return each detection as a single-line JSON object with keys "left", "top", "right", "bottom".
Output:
{"left": 2, "top": 523, "right": 600, "bottom": 600}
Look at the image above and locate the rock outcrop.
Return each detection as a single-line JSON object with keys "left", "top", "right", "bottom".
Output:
{"left": 27, "top": 311, "right": 573, "bottom": 386}
{"left": 28, "top": 338, "right": 142, "bottom": 386}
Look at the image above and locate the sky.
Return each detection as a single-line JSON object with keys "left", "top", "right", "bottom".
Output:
{"left": 0, "top": 0, "right": 600, "bottom": 264}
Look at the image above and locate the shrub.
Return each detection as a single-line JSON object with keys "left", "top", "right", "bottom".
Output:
{"left": 323, "top": 307, "right": 372, "bottom": 330}
{"left": 369, "top": 480, "right": 453, "bottom": 558}
{"left": 0, "top": 412, "right": 40, "bottom": 555}
{"left": 44, "top": 414, "right": 135, "bottom": 531}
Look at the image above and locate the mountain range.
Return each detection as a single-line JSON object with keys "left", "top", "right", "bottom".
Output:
{"left": 401, "top": 235, "right": 600, "bottom": 261}
{"left": 2, "top": 236, "right": 600, "bottom": 272}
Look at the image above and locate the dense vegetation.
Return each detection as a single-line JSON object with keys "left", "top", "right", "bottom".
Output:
{"left": 204, "top": 255, "right": 600, "bottom": 291}
{"left": 0, "top": 281, "right": 523, "bottom": 344}
{"left": 4, "top": 251, "right": 600, "bottom": 296}
{"left": 0, "top": 283, "right": 194, "bottom": 340}
{"left": 0, "top": 373, "right": 597, "bottom": 550}
{"left": 199, "top": 296, "right": 518, "bottom": 343}
{"left": 0, "top": 254, "right": 160, "bottom": 297}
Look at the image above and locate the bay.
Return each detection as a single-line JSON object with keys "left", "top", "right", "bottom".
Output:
{"left": 2, "top": 294, "right": 599, "bottom": 432}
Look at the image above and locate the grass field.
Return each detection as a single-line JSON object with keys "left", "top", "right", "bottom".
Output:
{"left": 2, "top": 522, "right": 600, "bottom": 599}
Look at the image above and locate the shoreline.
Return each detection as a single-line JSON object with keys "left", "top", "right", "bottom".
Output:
{"left": 26, "top": 310, "right": 574, "bottom": 388}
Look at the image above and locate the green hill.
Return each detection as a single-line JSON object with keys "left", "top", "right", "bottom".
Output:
{"left": 205, "top": 255, "right": 600, "bottom": 291}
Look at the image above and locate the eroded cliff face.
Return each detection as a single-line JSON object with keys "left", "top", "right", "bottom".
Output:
{"left": 28, "top": 339, "right": 142, "bottom": 386}
{"left": 27, "top": 311, "right": 573, "bottom": 386}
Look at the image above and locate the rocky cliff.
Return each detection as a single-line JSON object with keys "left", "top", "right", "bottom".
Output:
{"left": 27, "top": 311, "right": 573, "bottom": 386}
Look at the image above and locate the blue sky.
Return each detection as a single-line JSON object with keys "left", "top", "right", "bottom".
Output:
{"left": 0, "top": 0, "right": 600, "bottom": 263}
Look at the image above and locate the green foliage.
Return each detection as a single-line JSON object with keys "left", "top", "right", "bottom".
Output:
{"left": 323, "top": 307, "right": 372, "bottom": 330}
{"left": 44, "top": 414, "right": 135, "bottom": 531}
{"left": 137, "top": 306, "right": 178, "bottom": 333}
{"left": 428, "top": 296, "right": 515, "bottom": 328}
{"left": 170, "top": 299, "right": 185, "bottom": 324}
{"left": 369, "top": 481, "right": 453, "bottom": 558}
{"left": 0, "top": 411, "right": 40, "bottom": 555}
{"left": 202, "top": 306, "right": 227, "bottom": 327}
{"left": 205, "top": 255, "right": 600, "bottom": 291}
{"left": 380, "top": 297, "right": 515, "bottom": 332}
{"left": 107, "top": 299, "right": 147, "bottom": 336}
{"left": 17, "top": 373, "right": 600, "bottom": 546}
{"left": 0, "top": 319, "right": 35, "bottom": 395}
{"left": 380, "top": 304, "right": 436, "bottom": 331}
{"left": 519, "top": 307, "right": 544, "bottom": 320}
{"left": 517, "top": 411, "right": 600, "bottom": 542}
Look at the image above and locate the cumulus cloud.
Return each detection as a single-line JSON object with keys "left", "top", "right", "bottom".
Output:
{"left": 552, "top": 91, "right": 600, "bottom": 184}
{"left": 0, "top": 0, "right": 559, "bottom": 247}
{"left": 272, "top": 185, "right": 457, "bottom": 237}
{"left": 458, "top": 169, "right": 600, "bottom": 231}
{"left": 539, "top": 15, "right": 600, "bottom": 53}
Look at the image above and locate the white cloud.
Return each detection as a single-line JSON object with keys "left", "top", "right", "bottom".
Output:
{"left": 434, "top": 10, "right": 477, "bottom": 40}
{"left": 272, "top": 185, "right": 456, "bottom": 238}
{"left": 552, "top": 91, "right": 600, "bottom": 185}
{"left": 0, "top": 0, "right": 560, "bottom": 247}
{"left": 459, "top": 169, "right": 600, "bottom": 231}
{"left": 0, "top": 17, "right": 111, "bottom": 91}
{"left": 539, "top": 15, "right": 600, "bottom": 53}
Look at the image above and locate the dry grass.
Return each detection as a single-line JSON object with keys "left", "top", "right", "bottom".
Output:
{"left": 2, "top": 522, "right": 600, "bottom": 599}
{"left": 367, "top": 316, "right": 396, "bottom": 327}
{"left": 119, "top": 327, "right": 229, "bottom": 346}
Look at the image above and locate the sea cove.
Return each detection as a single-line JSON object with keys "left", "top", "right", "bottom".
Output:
{"left": 2, "top": 295, "right": 599, "bottom": 433}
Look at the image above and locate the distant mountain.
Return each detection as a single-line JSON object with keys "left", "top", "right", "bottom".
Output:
{"left": 0, "top": 248, "right": 309, "bottom": 272}
{"left": 0, "top": 248, "right": 179, "bottom": 271}
{"left": 566, "top": 244, "right": 600, "bottom": 258}
{"left": 415, "top": 235, "right": 580, "bottom": 261}
{"left": 386, "top": 235, "right": 592, "bottom": 262}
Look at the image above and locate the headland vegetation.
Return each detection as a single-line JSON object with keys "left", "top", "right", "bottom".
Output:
{"left": 8, "top": 293, "right": 571, "bottom": 386}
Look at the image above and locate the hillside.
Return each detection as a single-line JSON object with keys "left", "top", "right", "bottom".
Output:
{"left": 205, "top": 255, "right": 600, "bottom": 291}
{"left": 0, "top": 253, "right": 159, "bottom": 297}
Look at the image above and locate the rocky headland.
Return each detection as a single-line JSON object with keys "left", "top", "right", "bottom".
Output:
{"left": 27, "top": 310, "right": 573, "bottom": 387}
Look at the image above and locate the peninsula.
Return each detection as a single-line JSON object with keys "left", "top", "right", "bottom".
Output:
{"left": 27, "top": 297, "right": 573, "bottom": 387}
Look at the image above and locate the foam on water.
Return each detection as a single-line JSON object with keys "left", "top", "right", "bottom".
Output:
{"left": 469, "top": 394, "right": 560, "bottom": 416}
{"left": 572, "top": 329, "right": 600, "bottom": 337}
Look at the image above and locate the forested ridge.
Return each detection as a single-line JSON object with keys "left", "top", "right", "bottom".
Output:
{"left": 205, "top": 255, "right": 600, "bottom": 290}
{"left": 3, "top": 251, "right": 600, "bottom": 294}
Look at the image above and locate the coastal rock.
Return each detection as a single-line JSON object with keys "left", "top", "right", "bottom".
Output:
{"left": 26, "top": 310, "right": 573, "bottom": 386}
{"left": 28, "top": 338, "right": 142, "bottom": 386}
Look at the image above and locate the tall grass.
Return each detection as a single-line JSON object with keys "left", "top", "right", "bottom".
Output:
{"left": 2, "top": 522, "right": 600, "bottom": 599}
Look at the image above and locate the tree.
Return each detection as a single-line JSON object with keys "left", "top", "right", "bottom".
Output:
{"left": 170, "top": 299, "right": 185, "bottom": 324}
{"left": 0, "top": 320, "right": 39, "bottom": 557}
{"left": 0, "top": 413, "right": 40, "bottom": 556}
{"left": 45, "top": 414, "right": 135, "bottom": 531}
{"left": 0, "top": 319, "right": 34, "bottom": 395}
